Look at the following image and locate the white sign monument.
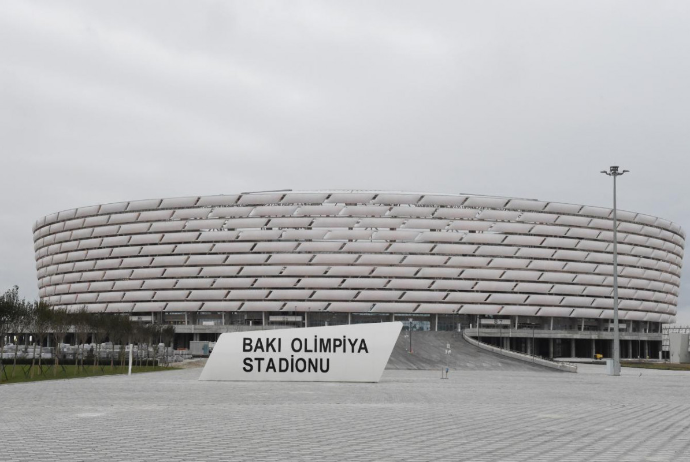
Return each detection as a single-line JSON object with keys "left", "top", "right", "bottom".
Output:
{"left": 199, "top": 322, "right": 402, "bottom": 383}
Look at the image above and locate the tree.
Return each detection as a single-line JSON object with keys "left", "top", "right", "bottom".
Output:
{"left": 132, "top": 323, "right": 146, "bottom": 367}
{"left": 144, "top": 324, "right": 158, "bottom": 367}
{"left": 8, "top": 297, "right": 30, "bottom": 378}
{"left": 106, "top": 315, "right": 123, "bottom": 369}
{"left": 109, "top": 315, "right": 133, "bottom": 369}
{"left": 50, "top": 307, "right": 70, "bottom": 376}
{"left": 0, "top": 286, "right": 20, "bottom": 382}
{"left": 32, "top": 300, "right": 52, "bottom": 376}
{"left": 161, "top": 325, "right": 175, "bottom": 348}
{"left": 91, "top": 313, "right": 108, "bottom": 369}
{"left": 23, "top": 301, "right": 38, "bottom": 378}
{"left": 160, "top": 325, "right": 175, "bottom": 366}
{"left": 72, "top": 307, "right": 92, "bottom": 373}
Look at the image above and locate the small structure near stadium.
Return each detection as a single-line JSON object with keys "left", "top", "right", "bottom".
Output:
{"left": 199, "top": 322, "right": 402, "bottom": 382}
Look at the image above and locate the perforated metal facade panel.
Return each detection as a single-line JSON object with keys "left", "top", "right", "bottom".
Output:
{"left": 33, "top": 191, "right": 683, "bottom": 323}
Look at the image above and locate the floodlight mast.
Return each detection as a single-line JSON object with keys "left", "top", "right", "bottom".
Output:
{"left": 601, "top": 166, "right": 629, "bottom": 376}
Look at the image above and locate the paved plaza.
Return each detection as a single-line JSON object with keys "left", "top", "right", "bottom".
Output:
{"left": 1, "top": 365, "right": 689, "bottom": 461}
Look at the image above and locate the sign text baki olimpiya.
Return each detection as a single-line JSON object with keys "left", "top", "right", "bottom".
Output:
{"left": 199, "top": 322, "right": 402, "bottom": 383}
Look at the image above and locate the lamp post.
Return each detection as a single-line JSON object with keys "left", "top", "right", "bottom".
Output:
{"left": 601, "top": 166, "right": 629, "bottom": 376}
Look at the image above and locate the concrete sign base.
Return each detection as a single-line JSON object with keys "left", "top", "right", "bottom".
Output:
{"left": 199, "top": 322, "right": 402, "bottom": 383}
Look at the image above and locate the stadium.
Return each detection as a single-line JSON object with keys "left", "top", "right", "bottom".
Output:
{"left": 33, "top": 190, "right": 684, "bottom": 359}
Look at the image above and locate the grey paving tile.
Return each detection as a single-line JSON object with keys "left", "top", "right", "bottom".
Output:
{"left": 0, "top": 366, "right": 689, "bottom": 461}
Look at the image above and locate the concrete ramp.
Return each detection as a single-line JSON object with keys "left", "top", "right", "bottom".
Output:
{"left": 386, "top": 331, "right": 550, "bottom": 372}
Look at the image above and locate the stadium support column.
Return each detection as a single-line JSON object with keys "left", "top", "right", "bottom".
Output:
{"left": 348, "top": 313, "right": 351, "bottom": 325}
{"left": 262, "top": 311, "right": 267, "bottom": 327}
{"left": 591, "top": 338, "right": 596, "bottom": 358}
{"left": 571, "top": 338, "right": 576, "bottom": 358}
{"left": 549, "top": 339, "right": 554, "bottom": 359}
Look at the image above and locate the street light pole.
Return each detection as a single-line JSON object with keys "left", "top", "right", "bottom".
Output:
{"left": 601, "top": 166, "right": 629, "bottom": 377}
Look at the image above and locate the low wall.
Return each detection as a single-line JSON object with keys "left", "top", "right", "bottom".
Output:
{"left": 462, "top": 330, "right": 578, "bottom": 373}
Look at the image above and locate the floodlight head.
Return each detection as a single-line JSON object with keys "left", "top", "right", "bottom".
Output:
{"left": 604, "top": 166, "right": 628, "bottom": 176}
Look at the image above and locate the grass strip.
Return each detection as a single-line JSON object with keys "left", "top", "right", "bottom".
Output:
{"left": 621, "top": 362, "right": 690, "bottom": 371}
{"left": 0, "top": 364, "right": 177, "bottom": 385}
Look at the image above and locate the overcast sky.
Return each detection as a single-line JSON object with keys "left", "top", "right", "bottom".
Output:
{"left": 1, "top": 1, "right": 689, "bottom": 323}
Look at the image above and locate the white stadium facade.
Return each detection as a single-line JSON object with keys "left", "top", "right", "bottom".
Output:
{"left": 33, "top": 190, "right": 684, "bottom": 359}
